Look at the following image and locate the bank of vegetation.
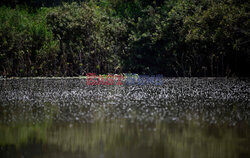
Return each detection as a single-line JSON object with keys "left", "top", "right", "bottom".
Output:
{"left": 0, "top": 0, "right": 249, "bottom": 77}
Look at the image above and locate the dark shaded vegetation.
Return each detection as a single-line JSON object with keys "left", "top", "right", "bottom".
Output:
{"left": 0, "top": 0, "right": 249, "bottom": 77}
{"left": 0, "top": 0, "right": 85, "bottom": 8}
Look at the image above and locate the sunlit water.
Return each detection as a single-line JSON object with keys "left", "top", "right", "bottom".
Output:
{"left": 0, "top": 78, "right": 249, "bottom": 158}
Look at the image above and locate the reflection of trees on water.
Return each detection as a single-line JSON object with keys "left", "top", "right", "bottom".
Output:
{"left": 0, "top": 119, "right": 249, "bottom": 158}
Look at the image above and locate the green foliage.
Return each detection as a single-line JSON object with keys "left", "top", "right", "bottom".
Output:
{"left": 120, "top": 0, "right": 249, "bottom": 76}
{"left": 0, "top": 6, "right": 59, "bottom": 76}
{"left": 46, "top": 2, "right": 127, "bottom": 75}
{"left": 183, "top": 0, "right": 250, "bottom": 76}
{"left": 0, "top": 0, "right": 249, "bottom": 77}
{"left": 0, "top": 0, "right": 85, "bottom": 8}
{"left": 122, "top": 1, "right": 192, "bottom": 76}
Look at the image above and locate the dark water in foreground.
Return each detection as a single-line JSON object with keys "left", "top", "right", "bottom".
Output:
{"left": 0, "top": 78, "right": 249, "bottom": 158}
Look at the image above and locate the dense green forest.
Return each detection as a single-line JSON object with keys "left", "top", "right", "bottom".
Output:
{"left": 0, "top": 0, "right": 249, "bottom": 77}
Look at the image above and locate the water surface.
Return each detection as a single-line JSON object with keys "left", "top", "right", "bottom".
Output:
{"left": 0, "top": 78, "right": 249, "bottom": 158}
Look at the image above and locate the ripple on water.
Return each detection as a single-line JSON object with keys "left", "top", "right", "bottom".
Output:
{"left": 0, "top": 78, "right": 249, "bottom": 126}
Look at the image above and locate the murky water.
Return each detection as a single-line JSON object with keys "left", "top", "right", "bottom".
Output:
{"left": 0, "top": 78, "right": 249, "bottom": 158}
